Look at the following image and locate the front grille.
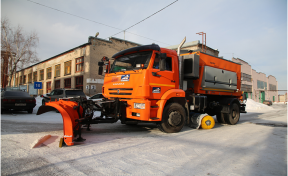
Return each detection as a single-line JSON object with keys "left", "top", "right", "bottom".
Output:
{"left": 108, "top": 88, "right": 133, "bottom": 96}
{"left": 110, "top": 93, "right": 132, "bottom": 95}
{"left": 109, "top": 88, "right": 133, "bottom": 91}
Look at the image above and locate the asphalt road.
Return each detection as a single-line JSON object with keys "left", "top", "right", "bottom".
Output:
{"left": 1, "top": 104, "right": 287, "bottom": 176}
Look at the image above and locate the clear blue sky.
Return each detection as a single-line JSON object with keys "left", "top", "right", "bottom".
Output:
{"left": 2, "top": 0, "right": 287, "bottom": 90}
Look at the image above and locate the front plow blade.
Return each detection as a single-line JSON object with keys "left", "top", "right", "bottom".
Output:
{"left": 37, "top": 100, "right": 83, "bottom": 146}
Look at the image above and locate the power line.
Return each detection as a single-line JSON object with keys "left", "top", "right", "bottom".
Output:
{"left": 26, "top": 0, "right": 173, "bottom": 45}
{"left": 107, "top": 0, "right": 178, "bottom": 39}
{"left": 27, "top": 0, "right": 122, "bottom": 31}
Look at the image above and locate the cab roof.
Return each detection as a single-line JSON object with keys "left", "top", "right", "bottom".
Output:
{"left": 112, "top": 44, "right": 160, "bottom": 58}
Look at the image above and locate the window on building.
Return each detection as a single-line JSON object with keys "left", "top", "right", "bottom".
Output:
{"left": 46, "top": 81, "right": 51, "bottom": 93}
{"left": 76, "top": 57, "right": 84, "bottom": 72}
{"left": 55, "top": 64, "right": 60, "bottom": 77}
{"left": 64, "top": 78, "right": 71, "bottom": 88}
{"left": 40, "top": 69, "right": 44, "bottom": 81}
{"left": 65, "top": 61, "right": 71, "bottom": 75}
{"left": 55, "top": 80, "right": 61, "bottom": 89}
{"left": 75, "top": 76, "right": 83, "bottom": 90}
{"left": 23, "top": 75, "right": 26, "bottom": 84}
{"left": 15, "top": 77, "right": 18, "bottom": 86}
{"left": 269, "top": 84, "right": 276, "bottom": 91}
{"left": 19, "top": 76, "right": 22, "bottom": 84}
{"left": 47, "top": 67, "right": 52, "bottom": 79}
{"left": 28, "top": 73, "right": 32, "bottom": 83}
{"left": 33, "top": 71, "right": 37, "bottom": 82}
{"left": 241, "top": 73, "right": 252, "bottom": 82}
{"left": 257, "top": 80, "right": 267, "bottom": 90}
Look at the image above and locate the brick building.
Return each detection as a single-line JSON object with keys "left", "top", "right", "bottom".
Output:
{"left": 11, "top": 36, "right": 140, "bottom": 96}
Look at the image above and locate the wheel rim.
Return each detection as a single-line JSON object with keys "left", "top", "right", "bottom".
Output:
{"left": 168, "top": 111, "right": 182, "bottom": 127}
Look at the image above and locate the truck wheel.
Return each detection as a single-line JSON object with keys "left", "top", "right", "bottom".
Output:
{"left": 224, "top": 103, "right": 240, "bottom": 125}
{"left": 216, "top": 113, "right": 226, "bottom": 124}
{"left": 157, "top": 103, "right": 186, "bottom": 133}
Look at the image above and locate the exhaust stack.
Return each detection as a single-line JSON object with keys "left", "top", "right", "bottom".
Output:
{"left": 177, "top": 37, "right": 186, "bottom": 90}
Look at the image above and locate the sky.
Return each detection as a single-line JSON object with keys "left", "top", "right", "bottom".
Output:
{"left": 1, "top": 0, "right": 287, "bottom": 90}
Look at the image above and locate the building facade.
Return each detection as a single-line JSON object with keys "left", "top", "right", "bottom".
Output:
{"left": 232, "top": 58, "right": 278, "bottom": 103}
{"left": 12, "top": 36, "right": 140, "bottom": 96}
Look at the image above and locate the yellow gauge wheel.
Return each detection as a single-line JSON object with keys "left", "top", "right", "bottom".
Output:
{"left": 201, "top": 115, "right": 215, "bottom": 129}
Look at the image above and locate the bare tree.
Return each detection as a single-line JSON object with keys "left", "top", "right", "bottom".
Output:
{"left": 1, "top": 17, "right": 39, "bottom": 87}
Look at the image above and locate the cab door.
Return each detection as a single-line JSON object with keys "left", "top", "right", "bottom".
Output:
{"left": 150, "top": 54, "right": 177, "bottom": 99}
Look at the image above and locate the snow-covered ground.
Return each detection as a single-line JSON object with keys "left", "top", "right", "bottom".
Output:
{"left": 1, "top": 97, "right": 287, "bottom": 175}
{"left": 1, "top": 97, "right": 278, "bottom": 124}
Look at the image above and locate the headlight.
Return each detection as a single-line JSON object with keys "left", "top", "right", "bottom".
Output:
{"left": 134, "top": 103, "right": 145, "bottom": 109}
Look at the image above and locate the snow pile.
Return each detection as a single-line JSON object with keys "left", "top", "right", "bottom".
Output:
{"left": 245, "top": 98, "right": 273, "bottom": 111}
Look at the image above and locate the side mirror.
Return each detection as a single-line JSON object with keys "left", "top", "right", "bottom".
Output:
{"left": 98, "top": 66, "right": 103, "bottom": 75}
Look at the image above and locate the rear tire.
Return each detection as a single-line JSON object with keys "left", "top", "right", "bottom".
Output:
{"left": 224, "top": 103, "right": 240, "bottom": 125}
{"left": 27, "top": 109, "right": 33, "bottom": 114}
{"left": 157, "top": 103, "right": 186, "bottom": 133}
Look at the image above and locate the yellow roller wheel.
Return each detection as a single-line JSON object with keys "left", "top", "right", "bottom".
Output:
{"left": 201, "top": 115, "right": 215, "bottom": 129}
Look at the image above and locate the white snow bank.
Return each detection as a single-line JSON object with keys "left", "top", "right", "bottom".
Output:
{"left": 245, "top": 98, "right": 273, "bottom": 112}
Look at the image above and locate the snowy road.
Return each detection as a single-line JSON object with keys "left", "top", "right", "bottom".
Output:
{"left": 1, "top": 99, "right": 287, "bottom": 176}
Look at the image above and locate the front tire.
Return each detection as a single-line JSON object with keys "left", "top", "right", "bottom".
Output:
{"left": 224, "top": 103, "right": 240, "bottom": 125}
{"left": 157, "top": 103, "right": 186, "bottom": 133}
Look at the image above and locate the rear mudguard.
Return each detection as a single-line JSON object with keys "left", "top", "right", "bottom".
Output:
{"left": 37, "top": 100, "right": 83, "bottom": 146}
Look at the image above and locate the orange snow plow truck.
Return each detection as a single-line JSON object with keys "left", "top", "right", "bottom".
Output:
{"left": 37, "top": 37, "right": 246, "bottom": 146}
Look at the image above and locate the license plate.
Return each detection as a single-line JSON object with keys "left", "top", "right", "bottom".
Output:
{"left": 15, "top": 103, "right": 26, "bottom": 106}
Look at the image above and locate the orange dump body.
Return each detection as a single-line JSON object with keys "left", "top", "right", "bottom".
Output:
{"left": 181, "top": 52, "right": 242, "bottom": 98}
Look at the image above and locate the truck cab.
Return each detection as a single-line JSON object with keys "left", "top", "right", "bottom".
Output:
{"left": 99, "top": 44, "right": 186, "bottom": 132}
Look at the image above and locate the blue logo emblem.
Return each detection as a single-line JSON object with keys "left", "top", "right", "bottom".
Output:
{"left": 121, "top": 75, "right": 130, "bottom": 82}
{"left": 152, "top": 87, "right": 161, "bottom": 93}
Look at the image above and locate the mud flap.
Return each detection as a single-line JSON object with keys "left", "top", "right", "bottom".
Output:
{"left": 37, "top": 100, "right": 83, "bottom": 146}
{"left": 187, "top": 113, "right": 215, "bottom": 129}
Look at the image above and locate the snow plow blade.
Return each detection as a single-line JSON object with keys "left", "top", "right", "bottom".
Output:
{"left": 37, "top": 100, "right": 83, "bottom": 146}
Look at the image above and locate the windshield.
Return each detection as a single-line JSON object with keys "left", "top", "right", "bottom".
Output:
{"left": 110, "top": 51, "right": 152, "bottom": 73}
